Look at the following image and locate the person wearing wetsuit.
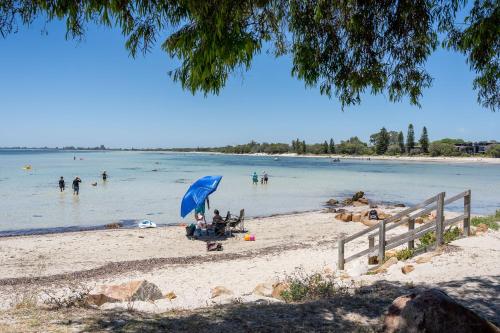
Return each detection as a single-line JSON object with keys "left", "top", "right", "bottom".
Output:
{"left": 102, "top": 171, "right": 107, "bottom": 181}
{"left": 59, "top": 177, "right": 65, "bottom": 192}
{"left": 72, "top": 177, "right": 82, "bottom": 195}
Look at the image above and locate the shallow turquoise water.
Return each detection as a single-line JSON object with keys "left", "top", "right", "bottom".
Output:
{"left": 0, "top": 150, "right": 498, "bottom": 233}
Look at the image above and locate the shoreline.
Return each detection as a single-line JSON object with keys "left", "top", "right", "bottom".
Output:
{"left": 3, "top": 148, "right": 499, "bottom": 164}
{"left": 186, "top": 151, "right": 500, "bottom": 164}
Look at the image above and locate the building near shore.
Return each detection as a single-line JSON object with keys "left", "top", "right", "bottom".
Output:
{"left": 455, "top": 141, "right": 497, "bottom": 154}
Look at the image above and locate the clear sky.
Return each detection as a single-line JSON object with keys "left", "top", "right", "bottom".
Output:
{"left": 0, "top": 18, "right": 498, "bottom": 148}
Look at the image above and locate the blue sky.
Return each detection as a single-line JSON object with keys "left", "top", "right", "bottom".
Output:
{"left": 0, "top": 18, "right": 498, "bottom": 148}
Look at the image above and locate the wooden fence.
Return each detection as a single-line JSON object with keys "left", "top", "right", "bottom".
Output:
{"left": 337, "top": 190, "right": 471, "bottom": 270}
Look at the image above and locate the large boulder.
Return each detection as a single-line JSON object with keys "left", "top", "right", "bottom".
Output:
{"left": 352, "top": 191, "right": 365, "bottom": 201}
{"left": 352, "top": 213, "right": 362, "bottom": 222}
{"left": 383, "top": 289, "right": 499, "bottom": 333}
{"left": 352, "top": 201, "right": 366, "bottom": 207}
{"left": 357, "top": 197, "right": 369, "bottom": 204}
{"left": 361, "top": 218, "right": 379, "bottom": 227}
{"left": 335, "top": 212, "right": 353, "bottom": 222}
{"left": 89, "top": 280, "right": 163, "bottom": 306}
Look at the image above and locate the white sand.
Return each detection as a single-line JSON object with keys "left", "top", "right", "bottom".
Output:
{"left": 0, "top": 207, "right": 498, "bottom": 314}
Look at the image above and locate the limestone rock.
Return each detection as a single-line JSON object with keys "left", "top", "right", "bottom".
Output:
{"left": 361, "top": 218, "right": 379, "bottom": 227}
{"left": 325, "top": 199, "right": 339, "bottom": 206}
{"left": 352, "top": 201, "right": 366, "bottom": 207}
{"left": 476, "top": 223, "right": 489, "bottom": 233}
{"left": 335, "top": 212, "right": 352, "bottom": 222}
{"left": 385, "top": 250, "right": 398, "bottom": 258}
{"left": 253, "top": 283, "right": 273, "bottom": 297}
{"left": 370, "top": 257, "right": 398, "bottom": 274}
{"left": 271, "top": 282, "right": 289, "bottom": 300}
{"left": 415, "top": 217, "right": 424, "bottom": 224}
{"left": 382, "top": 289, "right": 499, "bottom": 333}
{"left": 211, "top": 286, "right": 233, "bottom": 298}
{"left": 342, "top": 198, "right": 353, "bottom": 206}
{"left": 352, "top": 191, "right": 365, "bottom": 201}
{"left": 89, "top": 280, "right": 163, "bottom": 306}
{"left": 105, "top": 223, "right": 122, "bottom": 229}
{"left": 401, "top": 265, "right": 414, "bottom": 274}
{"left": 352, "top": 213, "right": 362, "bottom": 222}
{"left": 357, "top": 197, "right": 369, "bottom": 204}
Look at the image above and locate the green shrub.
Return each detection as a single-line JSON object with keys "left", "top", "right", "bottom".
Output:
{"left": 395, "top": 248, "right": 415, "bottom": 260}
{"left": 418, "top": 226, "right": 462, "bottom": 249}
{"left": 487, "top": 144, "right": 500, "bottom": 158}
{"left": 471, "top": 210, "right": 500, "bottom": 230}
{"left": 429, "top": 142, "right": 460, "bottom": 157}
{"left": 280, "top": 272, "right": 350, "bottom": 303}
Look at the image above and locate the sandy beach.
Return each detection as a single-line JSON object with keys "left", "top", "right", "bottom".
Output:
{"left": 1, "top": 203, "right": 498, "bottom": 328}
{"left": 217, "top": 151, "right": 500, "bottom": 164}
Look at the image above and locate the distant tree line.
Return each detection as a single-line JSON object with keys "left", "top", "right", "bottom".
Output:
{"left": 167, "top": 124, "right": 499, "bottom": 158}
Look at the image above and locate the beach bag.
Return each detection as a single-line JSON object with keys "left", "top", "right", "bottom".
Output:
{"left": 186, "top": 224, "right": 196, "bottom": 236}
{"left": 206, "top": 242, "right": 223, "bottom": 252}
{"left": 369, "top": 209, "right": 379, "bottom": 220}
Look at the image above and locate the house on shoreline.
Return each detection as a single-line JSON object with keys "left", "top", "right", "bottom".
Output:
{"left": 455, "top": 141, "right": 497, "bottom": 154}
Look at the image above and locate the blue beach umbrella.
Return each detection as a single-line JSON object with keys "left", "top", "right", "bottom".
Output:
{"left": 180, "top": 175, "right": 223, "bottom": 218}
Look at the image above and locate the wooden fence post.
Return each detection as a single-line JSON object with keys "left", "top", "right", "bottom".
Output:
{"left": 378, "top": 221, "right": 386, "bottom": 263}
{"left": 436, "top": 192, "right": 445, "bottom": 246}
{"left": 368, "top": 235, "right": 376, "bottom": 264}
{"left": 464, "top": 190, "right": 471, "bottom": 236}
{"left": 408, "top": 219, "right": 415, "bottom": 250}
{"left": 338, "top": 238, "right": 345, "bottom": 270}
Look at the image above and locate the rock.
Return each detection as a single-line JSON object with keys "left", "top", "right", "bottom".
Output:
{"left": 105, "top": 223, "right": 122, "bottom": 229}
{"left": 415, "top": 217, "right": 424, "bottom": 224}
{"left": 335, "top": 212, "right": 352, "bottom": 222}
{"left": 382, "top": 289, "right": 499, "bottom": 333}
{"left": 352, "top": 201, "right": 366, "bottom": 207}
{"left": 89, "top": 280, "right": 163, "bottom": 306}
{"left": 361, "top": 218, "right": 379, "bottom": 227}
{"left": 271, "top": 282, "right": 289, "bottom": 300}
{"left": 336, "top": 208, "right": 347, "bottom": 214}
{"left": 325, "top": 199, "right": 339, "bottom": 206}
{"left": 385, "top": 250, "right": 398, "bottom": 258}
{"left": 165, "top": 291, "right": 177, "bottom": 300}
{"left": 401, "top": 265, "right": 414, "bottom": 274}
{"left": 394, "top": 203, "right": 406, "bottom": 207}
{"left": 357, "top": 197, "right": 369, "bottom": 204}
{"left": 362, "top": 210, "right": 370, "bottom": 217}
{"left": 476, "top": 223, "right": 489, "bottom": 233}
{"left": 342, "top": 198, "right": 353, "bottom": 206}
{"left": 415, "top": 254, "right": 435, "bottom": 264}
{"left": 352, "top": 191, "right": 364, "bottom": 201}
{"left": 210, "top": 286, "right": 233, "bottom": 298}
{"left": 377, "top": 210, "right": 391, "bottom": 220}
{"left": 368, "top": 256, "right": 379, "bottom": 265}
{"left": 253, "top": 283, "right": 273, "bottom": 297}
{"left": 370, "top": 257, "right": 398, "bottom": 274}
{"left": 369, "top": 204, "right": 378, "bottom": 208}
{"left": 352, "top": 213, "right": 362, "bottom": 222}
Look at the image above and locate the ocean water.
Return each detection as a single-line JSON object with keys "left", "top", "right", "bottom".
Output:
{"left": 0, "top": 150, "right": 499, "bottom": 235}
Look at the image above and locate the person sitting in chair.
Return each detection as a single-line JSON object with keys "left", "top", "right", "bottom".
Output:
{"left": 213, "top": 209, "right": 227, "bottom": 236}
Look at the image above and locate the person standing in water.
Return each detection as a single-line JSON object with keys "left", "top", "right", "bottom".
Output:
{"left": 263, "top": 172, "right": 269, "bottom": 184}
{"left": 72, "top": 177, "right": 82, "bottom": 195}
{"left": 58, "top": 176, "right": 65, "bottom": 192}
{"left": 102, "top": 171, "right": 107, "bottom": 181}
{"left": 252, "top": 172, "right": 258, "bottom": 185}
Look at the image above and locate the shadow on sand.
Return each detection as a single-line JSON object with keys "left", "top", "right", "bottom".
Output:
{"left": 54, "top": 276, "right": 499, "bottom": 333}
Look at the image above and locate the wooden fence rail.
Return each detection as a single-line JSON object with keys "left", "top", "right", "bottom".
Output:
{"left": 337, "top": 190, "right": 471, "bottom": 270}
